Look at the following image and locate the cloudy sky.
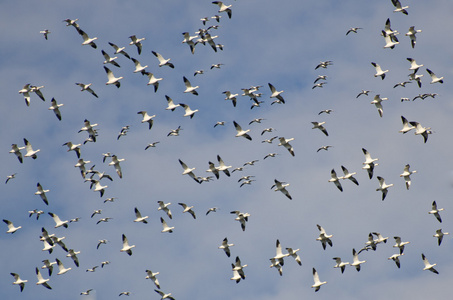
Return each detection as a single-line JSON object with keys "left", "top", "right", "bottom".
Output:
{"left": 1, "top": 0, "right": 453, "bottom": 299}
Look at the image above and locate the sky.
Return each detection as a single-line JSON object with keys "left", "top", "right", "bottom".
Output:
{"left": 1, "top": 0, "right": 453, "bottom": 299}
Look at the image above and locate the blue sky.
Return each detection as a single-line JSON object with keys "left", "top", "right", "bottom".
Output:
{"left": 1, "top": 0, "right": 453, "bottom": 299}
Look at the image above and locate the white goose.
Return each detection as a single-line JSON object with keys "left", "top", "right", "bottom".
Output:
{"left": 405, "top": 26, "right": 422, "bottom": 48}
{"left": 339, "top": 165, "right": 359, "bottom": 185}
{"left": 212, "top": 1, "right": 232, "bottom": 19}
{"left": 392, "top": 0, "right": 409, "bottom": 15}
{"left": 10, "top": 144, "right": 25, "bottom": 163}
{"left": 371, "top": 62, "right": 388, "bottom": 80}
{"left": 178, "top": 159, "right": 200, "bottom": 183}
{"left": 233, "top": 121, "right": 252, "bottom": 141}
{"left": 316, "top": 224, "right": 333, "bottom": 250}
{"left": 48, "top": 212, "right": 69, "bottom": 228}
{"left": 145, "top": 270, "right": 160, "bottom": 288}
{"left": 134, "top": 207, "right": 149, "bottom": 224}
{"left": 400, "top": 164, "right": 417, "bottom": 190}
{"left": 152, "top": 51, "right": 174, "bottom": 68}
{"left": 129, "top": 35, "right": 145, "bottom": 55}
{"left": 393, "top": 236, "right": 410, "bottom": 254}
{"left": 433, "top": 229, "right": 449, "bottom": 246}
{"left": 178, "top": 203, "right": 196, "bottom": 219}
{"left": 48, "top": 98, "right": 63, "bottom": 121}
{"left": 108, "top": 42, "right": 131, "bottom": 59}
{"left": 101, "top": 50, "right": 120, "bottom": 67}
{"left": 382, "top": 30, "right": 399, "bottom": 48}
{"left": 409, "top": 121, "right": 432, "bottom": 143}
{"left": 56, "top": 258, "right": 72, "bottom": 275}
{"left": 333, "top": 257, "right": 349, "bottom": 273}
{"left": 35, "top": 268, "right": 52, "bottom": 289}
{"left": 216, "top": 155, "right": 232, "bottom": 177}
{"left": 362, "top": 148, "right": 379, "bottom": 179}
{"left": 154, "top": 289, "right": 175, "bottom": 300}
{"left": 144, "top": 72, "right": 163, "bottom": 92}
{"left": 104, "top": 66, "right": 123, "bottom": 88}
{"left": 3, "top": 219, "right": 21, "bottom": 233}
{"left": 286, "top": 247, "right": 302, "bottom": 266}
{"left": 388, "top": 253, "right": 404, "bottom": 268}
{"left": 429, "top": 201, "right": 443, "bottom": 223}
{"left": 219, "top": 237, "right": 234, "bottom": 257}
{"left": 371, "top": 94, "right": 387, "bottom": 117}
{"left": 66, "top": 249, "right": 80, "bottom": 267}
{"left": 109, "top": 155, "right": 125, "bottom": 179}
{"left": 271, "top": 179, "right": 292, "bottom": 200}
{"left": 165, "top": 95, "right": 180, "bottom": 111}
{"left": 157, "top": 201, "right": 172, "bottom": 219}
{"left": 120, "top": 234, "right": 135, "bottom": 255}
{"left": 183, "top": 76, "right": 199, "bottom": 95}
{"left": 76, "top": 28, "right": 97, "bottom": 48}
{"left": 422, "top": 253, "right": 438, "bottom": 274}
{"left": 179, "top": 103, "right": 198, "bottom": 119}
{"left": 426, "top": 69, "right": 444, "bottom": 84}
{"left": 35, "top": 183, "right": 49, "bottom": 205}
{"left": 399, "top": 116, "right": 415, "bottom": 134}
{"left": 351, "top": 248, "right": 366, "bottom": 271}
{"left": 18, "top": 83, "right": 32, "bottom": 106}
{"left": 62, "top": 141, "right": 81, "bottom": 158}
{"left": 131, "top": 58, "right": 148, "bottom": 74}
{"left": 376, "top": 176, "right": 393, "bottom": 200}
{"left": 160, "top": 217, "right": 174, "bottom": 233}
{"left": 278, "top": 137, "right": 295, "bottom": 156}
{"left": 268, "top": 83, "right": 285, "bottom": 103}
{"left": 11, "top": 273, "right": 27, "bottom": 292}
{"left": 273, "top": 239, "right": 290, "bottom": 265}
{"left": 311, "top": 122, "right": 328, "bottom": 136}
{"left": 24, "top": 138, "right": 40, "bottom": 159}
{"left": 407, "top": 58, "right": 423, "bottom": 71}
{"left": 75, "top": 82, "right": 99, "bottom": 98}
{"left": 311, "top": 268, "right": 327, "bottom": 292}
{"left": 137, "top": 111, "right": 156, "bottom": 130}
{"left": 329, "top": 169, "right": 343, "bottom": 192}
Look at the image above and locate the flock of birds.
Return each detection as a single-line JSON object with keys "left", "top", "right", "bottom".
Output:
{"left": 3, "top": 0, "right": 451, "bottom": 298}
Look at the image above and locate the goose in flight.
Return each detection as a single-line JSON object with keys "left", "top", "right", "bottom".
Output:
{"left": 409, "top": 121, "right": 432, "bottom": 143}
{"left": 382, "top": 30, "right": 399, "bottom": 48}
{"left": 165, "top": 95, "right": 180, "bottom": 111}
{"left": 109, "top": 155, "right": 125, "bottom": 179}
{"left": 178, "top": 159, "right": 200, "bottom": 183}
{"left": 286, "top": 247, "right": 302, "bottom": 266}
{"left": 399, "top": 116, "right": 415, "bottom": 134}
{"left": 178, "top": 203, "right": 196, "bottom": 219}
{"left": 278, "top": 137, "right": 295, "bottom": 156}
{"left": 96, "top": 217, "right": 113, "bottom": 224}
{"left": 318, "top": 109, "right": 333, "bottom": 115}
{"left": 268, "top": 83, "right": 285, "bottom": 103}
{"left": 63, "top": 18, "right": 79, "bottom": 28}
{"left": 216, "top": 155, "right": 232, "bottom": 177}
{"left": 131, "top": 57, "right": 148, "bottom": 74}
{"left": 79, "top": 119, "right": 98, "bottom": 142}
{"left": 393, "top": 236, "right": 410, "bottom": 254}
{"left": 62, "top": 142, "right": 81, "bottom": 158}
{"left": 362, "top": 148, "right": 378, "bottom": 179}
{"left": 406, "top": 26, "right": 422, "bottom": 48}
{"left": 426, "top": 69, "right": 444, "bottom": 84}
{"left": 157, "top": 201, "right": 172, "bottom": 219}
{"left": 75, "top": 83, "right": 99, "bottom": 98}
{"left": 167, "top": 126, "right": 182, "bottom": 137}
{"left": 48, "top": 212, "right": 69, "bottom": 228}
{"left": 48, "top": 98, "right": 63, "bottom": 121}
{"left": 233, "top": 256, "right": 247, "bottom": 280}
{"left": 311, "top": 122, "right": 328, "bottom": 136}
{"left": 179, "top": 103, "right": 198, "bottom": 119}
{"left": 393, "top": 81, "right": 412, "bottom": 88}
{"left": 56, "top": 258, "right": 72, "bottom": 275}
{"left": 3, "top": 219, "right": 21, "bottom": 233}
{"left": 35, "top": 183, "right": 49, "bottom": 205}
{"left": 67, "top": 249, "right": 80, "bottom": 267}
{"left": 233, "top": 121, "right": 252, "bottom": 141}
{"left": 155, "top": 289, "right": 175, "bottom": 299}
{"left": 80, "top": 289, "right": 94, "bottom": 295}
{"left": 429, "top": 201, "right": 443, "bottom": 223}
{"left": 129, "top": 35, "right": 145, "bottom": 55}
{"left": 271, "top": 179, "right": 292, "bottom": 200}
{"left": 108, "top": 42, "right": 131, "bottom": 59}
{"left": 97, "top": 239, "right": 108, "bottom": 249}
{"left": 11, "top": 273, "right": 27, "bottom": 292}
{"left": 371, "top": 62, "right": 388, "bottom": 80}
{"left": 317, "top": 145, "right": 333, "bottom": 152}
{"left": 120, "top": 234, "right": 135, "bottom": 255}
{"left": 269, "top": 258, "right": 283, "bottom": 276}
{"left": 433, "top": 229, "right": 449, "bottom": 246}
{"left": 24, "top": 138, "right": 40, "bottom": 159}
{"left": 144, "top": 72, "right": 163, "bottom": 92}
{"left": 40, "top": 29, "right": 50, "bottom": 40}
{"left": 333, "top": 257, "right": 349, "bottom": 273}
{"left": 18, "top": 83, "right": 32, "bottom": 106}
{"left": 206, "top": 161, "right": 220, "bottom": 179}
{"left": 314, "top": 75, "right": 327, "bottom": 83}
{"left": 101, "top": 50, "right": 120, "bottom": 67}
{"left": 273, "top": 239, "right": 290, "bottom": 266}
{"left": 223, "top": 91, "right": 238, "bottom": 107}
{"left": 206, "top": 207, "right": 218, "bottom": 215}
{"left": 392, "top": 0, "right": 409, "bottom": 15}
{"left": 340, "top": 165, "right": 359, "bottom": 185}
{"left": 145, "top": 270, "right": 160, "bottom": 289}
{"left": 351, "top": 248, "right": 366, "bottom": 271}
{"left": 315, "top": 60, "right": 333, "bottom": 69}
{"left": 104, "top": 66, "right": 123, "bottom": 88}
{"left": 316, "top": 224, "right": 333, "bottom": 250}
{"left": 29, "top": 209, "right": 44, "bottom": 220}
{"left": 371, "top": 94, "right": 387, "bottom": 117}
{"left": 35, "top": 268, "right": 52, "bottom": 289}
{"left": 230, "top": 211, "right": 250, "bottom": 231}
{"left": 388, "top": 253, "right": 404, "bottom": 268}
{"left": 212, "top": 1, "right": 232, "bottom": 19}
{"left": 152, "top": 51, "right": 174, "bottom": 68}
{"left": 134, "top": 207, "right": 149, "bottom": 224}
{"left": 422, "top": 253, "right": 438, "bottom": 274}
{"left": 137, "top": 111, "right": 156, "bottom": 130}
{"left": 346, "top": 27, "right": 362, "bottom": 35}
{"left": 311, "top": 268, "right": 327, "bottom": 292}
{"left": 183, "top": 76, "right": 199, "bottom": 95}
{"left": 262, "top": 136, "right": 278, "bottom": 144}
{"left": 312, "top": 82, "right": 327, "bottom": 89}
{"left": 76, "top": 28, "right": 97, "bottom": 48}
{"left": 329, "top": 169, "right": 343, "bottom": 192}
{"left": 376, "top": 176, "right": 393, "bottom": 200}
{"left": 407, "top": 58, "right": 424, "bottom": 72}
{"left": 9, "top": 144, "right": 25, "bottom": 163}
{"left": 219, "top": 237, "right": 234, "bottom": 257}
{"left": 400, "top": 164, "right": 417, "bottom": 190}
{"left": 408, "top": 70, "right": 423, "bottom": 88}
{"left": 160, "top": 217, "right": 174, "bottom": 233}
{"left": 356, "top": 90, "right": 371, "bottom": 98}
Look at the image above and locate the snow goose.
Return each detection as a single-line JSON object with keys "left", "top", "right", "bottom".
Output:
{"left": 206, "top": 161, "right": 220, "bottom": 179}
{"left": 63, "top": 18, "right": 79, "bottom": 28}
{"left": 311, "top": 122, "right": 328, "bottom": 136}
{"left": 362, "top": 148, "right": 378, "bottom": 179}
{"left": 9, "top": 144, "right": 24, "bottom": 163}
{"left": 315, "top": 61, "right": 333, "bottom": 69}
{"left": 429, "top": 201, "right": 443, "bottom": 223}
{"left": 216, "top": 155, "right": 232, "bottom": 177}
{"left": 178, "top": 159, "right": 200, "bottom": 183}
{"left": 399, "top": 116, "right": 415, "bottom": 134}
{"left": 48, "top": 212, "right": 69, "bottom": 228}
{"left": 129, "top": 35, "right": 145, "bottom": 55}
{"left": 333, "top": 257, "right": 349, "bottom": 273}
{"left": 311, "top": 268, "right": 327, "bottom": 292}
{"left": 167, "top": 126, "right": 182, "bottom": 137}
{"left": 179, "top": 103, "right": 198, "bottom": 118}
{"left": 278, "top": 137, "right": 295, "bottom": 156}
{"left": 79, "top": 119, "right": 98, "bottom": 142}
{"left": 157, "top": 201, "right": 172, "bottom": 219}
{"left": 76, "top": 28, "right": 97, "bottom": 48}
{"left": 5, "top": 173, "right": 16, "bottom": 184}
{"left": 108, "top": 42, "right": 131, "bottom": 59}
{"left": 393, "top": 236, "right": 410, "bottom": 254}
{"left": 96, "top": 217, "right": 113, "bottom": 225}
{"left": 144, "top": 72, "right": 163, "bottom": 92}
{"left": 40, "top": 29, "right": 50, "bottom": 40}
{"left": 35, "top": 183, "right": 49, "bottom": 205}
{"left": 371, "top": 62, "right": 388, "bottom": 80}
{"left": 11, "top": 273, "right": 27, "bottom": 292}
{"left": 365, "top": 233, "right": 378, "bottom": 251}
{"left": 356, "top": 90, "right": 371, "bottom": 98}
{"left": 346, "top": 27, "right": 362, "bottom": 35}
{"left": 131, "top": 57, "right": 148, "bottom": 74}
{"left": 382, "top": 30, "right": 399, "bottom": 48}
{"left": 160, "top": 217, "right": 174, "bottom": 233}
{"left": 152, "top": 51, "right": 174, "bottom": 68}
{"left": 406, "top": 26, "right": 421, "bottom": 48}
{"left": 312, "top": 82, "right": 327, "bottom": 89}
{"left": 422, "top": 253, "right": 438, "bottom": 274}
{"left": 351, "top": 248, "right": 366, "bottom": 271}
{"left": 194, "top": 70, "right": 204, "bottom": 76}
{"left": 155, "top": 289, "right": 175, "bottom": 299}
{"left": 263, "top": 153, "right": 278, "bottom": 160}
{"left": 233, "top": 256, "right": 247, "bottom": 279}
{"left": 212, "top": 1, "right": 232, "bottom": 18}
{"left": 48, "top": 98, "right": 63, "bottom": 121}
{"left": 329, "top": 169, "right": 343, "bottom": 192}
{"left": 104, "top": 66, "right": 123, "bottom": 88}
{"left": 286, "top": 247, "right": 302, "bottom": 266}
{"left": 134, "top": 207, "right": 149, "bottom": 224}
{"left": 426, "top": 69, "right": 444, "bottom": 84}
{"left": 18, "top": 83, "right": 32, "bottom": 106}
{"left": 101, "top": 50, "right": 120, "bottom": 67}
{"left": 376, "top": 176, "right": 393, "bottom": 200}
{"left": 178, "top": 203, "right": 196, "bottom": 219}
{"left": 433, "top": 229, "right": 449, "bottom": 246}
{"left": 183, "top": 76, "right": 199, "bottom": 95}
{"left": 137, "top": 111, "right": 156, "bottom": 130}
{"left": 24, "top": 138, "right": 40, "bottom": 159}
{"left": 409, "top": 121, "right": 432, "bottom": 143}
{"left": 35, "top": 268, "right": 52, "bottom": 289}
{"left": 371, "top": 94, "right": 387, "bottom": 117}
{"left": 269, "top": 258, "right": 283, "bottom": 276}
{"left": 340, "top": 165, "right": 359, "bottom": 185}
{"left": 29, "top": 209, "right": 44, "bottom": 219}
{"left": 223, "top": 91, "right": 238, "bottom": 107}
{"left": 91, "top": 180, "right": 108, "bottom": 197}
{"left": 318, "top": 109, "right": 333, "bottom": 115}
{"left": 372, "top": 232, "right": 389, "bottom": 244}
{"left": 317, "top": 145, "right": 333, "bottom": 152}
{"left": 3, "top": 219, "right": 21, "bottom": 233}
{"left": 271, "top": 179, "right": 292, "bottom": 200}
{"left": 400, "top": 164, "right": 416, "bottom": 189}
{"left": 233, "top": 121, "right": 252, "bottom": 141}
{"left": 80, "top": 289, "right": 94, "bottom": 295}
{"left": 408, "top": 70, "right": 423, "bottom": 88}
{"left": 75, "top": 82, "right": 99, "bottom": 98}
{"left": 388, "top": 253, "right": 404, "bottom": 268}
{"left": 273, "top": 239, "right": 290, "bottom": 266}
{"left": 316, "top": 224, "right": 333, "bottom": 250}
{"left": 268, "top": 83, "right": 285, "bottom": 103}
{"left": 97, "top": 239, "right": 108, "bottom": 249}
{"left": 214, "top": 121, "right": 225, "bottom": 127}
{"left": 109, "top": 155, "right": 125, "bottom": 179}
{"left": 120, "top": 234, "right": 135, "bottom": 255}
{"left": 219, "top": 237, "right": 234, "bottom": 257}
{"left": 56, "top": 258, "right": 71, "bottom": 275}
{"left": 407, "top": 58, "right": 423, "bottom": 71}
{"left": 165, "top": 96, "right": 180, "bottom": 111}
{"left": 393, "top": 81, "right": 412, "bottom": 88}
{"left": 86, "top": 266, "right": 99, "bottom": 273}
{"left": 146, "top": 270, "right": 160, "bottom": 288}
{"left": 206, "top": 207, "right": 218, "bottom": 215}
{"left": 29, "top": 85, "right": 45, "bottom": 101}
{"left": 230, "top": 211, "right": 250, "bottom": 231}
{"left": 392, "top": 0, "right": 409, "bottom": 15}
{"left": 63, "top": 142, "right": 81, "bottom": 158}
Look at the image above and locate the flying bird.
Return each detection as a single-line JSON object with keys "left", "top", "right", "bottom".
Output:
{"left": 278, "top": 137, "right": 295, "bottom": 156}
{"left": 346, "top": 27, "right": 362, "bottom": 35}
{"left": 212, "top": 1, "right": 232, "bottom": 19}
{"left": 24, "top": 138, "right": 40, "bottom": 159}
{"left": 311, "top": 268, "right": 327, "bottom": 292}
{"left": 48, "top": 98, "right": 63, "bottom": 120}
{"left": 35, "top": 183, "right": 49, "bottom": 205}
{"left": 129, "top": 35, "right": 145, "bottom": 55}
{"left": 178, "top": 203, "right": 196, "bottom": 219}
{"left": 271, "top": 179, "right": 292, "bottom": 200}
{"left": 160, "top": 217, "right": 174, "bottom": 233}
{"left": 183, "top": 76, "right": 199, "bottom": 95}
{"left": 371, "top": 62, "right": 388, "bottom": 80}
{"left": 316, "top": 224, "right": 333, "bottom": 250}
{"left": 144, "top": 72, "right": 163, "bottom": 92}
{"left": 268, "top": 83, "right": 285, "bottom": 103}
{"left": 429, "top": 201, "right": 444, "bottom": 223}
{"left": 152, "top": 51, "right": 175, "bottom": 68}
{"left": 233, "top": 121, "right": 252, "bottom": 141}
{"left": 3, "top": 219, "right": 21, "bottom": 233}
{"left": 376, "top": 176, "right": 393, "bottom": 200}
{"left": 137, "top": 111, "right": 156, "bottom": 130}
{"left": 311, "top": 122, "right": 328, "bottom": 136}
{"left": 134, "top": 207, "right": 149, "bottom": 224}
{"left": 35, "top": 268, "right": 52, "bottom": 289}
{"left": 400, "top": 164, "right": 417, "bottom": 189}
{"left": 120, "top": 234, "right": 135, "bottom": 255}
{"left": 75, "top": 83, "right": 99, "bottom": 98}
{"left": 329, "top": 169, "right": 343, "bottom": 192}
{"left": 104, "top": 66, "right": 123, "bottom": 88}
{"left": 76, "top": 28, "right": 98, "bottom": 48}
{"left": 9, "top": 144, "right": 25, "bottom": 163}
{"left": 179, "top": 103, "right": 199, "bottom": 119}
{"left": 422, "top": 253, "right": 438, "bottom": 274}
{"left": 219, "top": 237, "right": 234, "bottom": 257}
{"left": 433, "top": 229, "right": 449, "bottom": 246}
{"left": 108, "top": 42, "right": 131, "bottom": 59}
{"left": 101, "top": 50, "right": 120, "bottom": 67}
{"left": 426, "top": 68, "right": 444, "bottom": 84}
{"left": 11, "top": 273, "right": 27, "bottom": 292}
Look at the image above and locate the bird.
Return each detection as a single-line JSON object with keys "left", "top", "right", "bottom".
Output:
{"left": 40, "top": 29, "right": 50, "bottom": 40}
{"left": 329, "top": 169, "right": 343, "bottom": 192}
{"left": 399, "top": 116, "right": 415, "bottom": 134}
{"left": 96, "top": 217, "right": 113, "bottom": 225}
{"left": 408, "top": 70, "right": 424, "bottom": 88}
{"left": 62, "top": 142, "right": 81, "bottom": 158}
{"left": 206, "top": 207, "right": 218, "bottom": 215}
{"left": 318, "top": 109, "right": 333, "bottom": 115}
{"left": 371, "top": 62, "right": 388, "bottom": 80}
{"left": 233, "top": 121, "right": 252, "bottom": 141}
{"left": 216, "top": 155, "right": 232, "bottom": 177}
{"left": 407, "top": 58, "right": 424, "bottom": 72}
{"left": 392, "top": 0, "right": 409, "bottom": 15}
{"left": 101, "top": 50, "right": 120, "bottom": 67}
{"left": 5, "top": 173, "right": 17, "bottom": 184}
{"left": 91, "top": 180, "right": 108, "bottom": 197}
{"left": 271, "top": 179, "right": 292, "bottom": 200}
{"left": 104, "top": 66, "right": 123, "bottom": 88}
{"left": 9, "top": 144, "right": 25, "bottom": 163}
{"left": 109, "top": 155, "right": 125, "bottom": 179}
{"left": 273, "top": 239, "right": 290, "bottom": 266}
{"left": 80, "top": 289, "right": 94, "bottom": 295}
{"left": 178, "top": 159, "right": 200, "bottom": 183}
{"left": 429, "top": 201, "right": 444, "bottom": 223}
{"left": 214, "top": 121, "right": 225, "bottom": 128}
{"left": 134, "top": 207, "right": 149, "bottom": 224}
{"left": 351, "top": 248, "right": 366, "bottom": 271}
{"left": 365, "top": 233, "right": 378, "bottom": 251}
{"left": 316, "top": 224, "right": 333, "bottom": 250}
{"left": 145, "top": 270, "right": 160, "bottom": 289}
{"left": 421, "top": 253, "right": 438, "bottom": 274}
{"left": 219, "top": 237, "right": 234, "bottom": 257}
{"left": 223, "top": 91, "right": 238, "bottom": 107}
{"left": 108, "top": 42, "right": 131, "bottom": 59}
{"left": 183, "top": 76, "right": 199, "bottom": 95}
{"left": 286, "top": 247, "right": 302, "bottom": 266}
{"left": 18, "top": 83, "right": 33, "bottom": 106}
{"left": 167, "top": 126, "right": 182, "bottom": 137}
{"left": 23, "top": 138, "right": 40, "bottom": 159}
{"left": 231, "top": 211, "right": 250, "bottom": 231}
{"left": 311, "top": 122, "right": 328, "bottom": 136}
{"left": 232, "top": 256, "right": 247, "bottom": 280}
{"left": 29, "top": 209, "right": 44, "bottom": 220}
{"left": 129, "top": 35, "right": 145, "bottom": 55}
{"left": 393, "top": 236, "right": 410, "bottom": 254}
{"left": 35, "top": 268, "right": 52, "bottom": 289}
{"left": 382, "top": 30, "right": 399, "bottom": 48}
{"left": 63, "top": 18, "right": 79, "bottom": 28}
{"left": 356, "top": 90, "right": 372, "bottom": 98}
{"left": 137, "top": 111, "right": 156, "bottom": 130}
{"left": 76, "top": 28, "right": 97, "bottom": 48}
{"left": 372, "top": 232, "right": 389, "bottom": 244}
{"left": 376, "top": 176, "right": 393, "bottom": 200}
{"left": 314, "top": 75, "right": 328, "bottom": 84}
{"left": 56, "top": 258, "right": 72, "bottom": 275}
{"left": 409, "top": 121, "right": 432, "bottom": 143}
{"left": 311, "top": 268, "right": 327, "bottom": 292}
{"left": 405, "top": 26, "right": 422, "bottom": 48}
{"left": 433, "top": 229, "right": 449, "bottom": 246}
{"left": 263, "top": 153, "right": 278, "bottom": 160}
{"left": 160, "top": 217, "right": 174, "bottom": 233}
{"left": 144, "top": 72, "right": 163, "bottom": 92}
{"left": 268, "top": 83, "right": 285, "bottom": 103}
{"left": 212, "top": 1, "right": 232, "bottom": 19}
{"left": 86, "top": 266, "right": 99, "bottom": 272}
{"left": 120, "top": 234, "right": 135, "bottom": 256}
{"left": 164, "top": 95, "right": 180, "bottom": 111}
{"left": 157, "top": 201, "right": 173, "bottom": 219}
{"left": 211, "top": 63, "right": 224, "bottom": 69}
{"left": 48, "top": 212, "right": 69, "bottom": 228}
{"left": 154, "top": 289, "right": 175, "bottom": 300}
{"left": 388, "top": 253, "right": 404, "bottom": 268}
{"left": 393, "top": 81, "right": 412, "bottom": 88}
{"left": 333, "top": 257, "right": 349, "bottom": 273}
{"left": 152, "top": 51, "right": 175, "bottom": 68}
{"left": 269, "top": 258, "right": 284, "bottom": 276}
{"left": 66, "top": 249, "right": 80, "bottom": 267}
{"left": 261, "top": 128, "right": 274, "bottom": 135}
{"left": 3, "top": 219, "right": 21, "bottom": 233}
{"left": 79, "top": 119, "right": 98, "bottom": 142}
{"left": 178, "top": 203, "right": 196, "bottom": 219}
{"left": 312, "top": 82, "right": 327, "bottom": 89}
{"left": 75, "top": 83, "right": 99, "bottom": 98}
{"left": 362, "top": 148, "right": 379, "bottom": 179}
{"left": 426, "top": 68, "right": 444, "bottom": 84}
{"left": 131, "top": 57, "right": 148, "bottom": 74}
{"left": 194, "top": 69, "right": 204, "bottom": 76}
{"left": 315, "top": 60, "right": 333, "bottom": 69}
{"left": 11, "top": 273, "right": 27, "bottom": 292}
{"left": 97, "top": 239, "right": 108, "bottom": 249}
{"left": 117, "top": 125, "right": 130, "bottom": 140}
{"left": 48, "top": 98, "right": 63, "bottom": 120}
{"left": 278, "top": 137, "right": 295, "bottom": 156}
{"left": 340, "top": 165, "right": 359, "bottom": 185}
{"left": 317, "top": 145, "right": 333, "bottom": 152}
{"left": 371, "top": 94, "right": 388, "bottom": 117}
{"left": 400, "top": 164, "right": 417, "bottom": 190}
{"left": 346, "top": 27, "right": 362, "bottom": 35}
{"left": 179, "top": 103, "right": 198, "bottom": 119}
{"left": 35, "top": 183, "right": 49, "bottom": 205}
